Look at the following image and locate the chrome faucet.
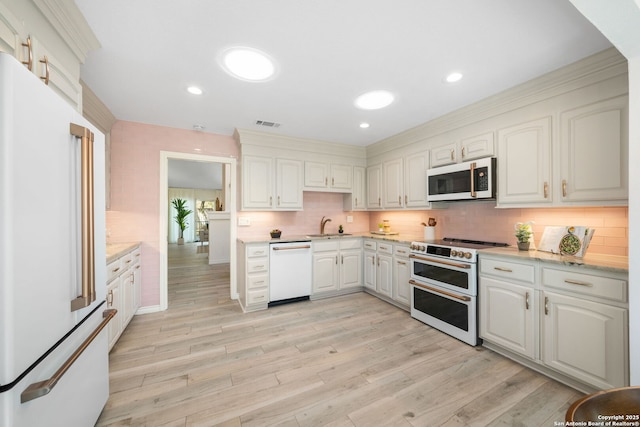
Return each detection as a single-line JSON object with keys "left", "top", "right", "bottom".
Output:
{"left": 320, "top": 216, "right": 332, "bottom": 235}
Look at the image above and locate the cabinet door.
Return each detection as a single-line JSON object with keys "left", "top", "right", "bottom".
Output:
{"left": 304, "top": 161, "right": 328, "bottom": 188}
{"left": 276, "top": 158, "right": 303, "bottom": 210}
{"left": 312, "top": 252, "right": 339, "bottom": 293}
{"left": 382, "top": 158, "right": 403, "bottom": 208}
{"left": 479, "top": 277, "right": 535, "bottom": 359}
{"left": 560, "top": 96, "right": 628, "bottom": 202}
{"left": 430, "top": 142, "right": 457, "bottom": 167}
{"left": 0, "top": 6, "right": 25, "bottom": 59}
{"left": 542, "top": 291, "right": 627, "bottom": 389}
{"left": 349, "top": 166, "right": 366, "bottom": 210}
{"left": 404, "top": 151, "right": 429, "bottom": 208}
{"left": 393, "top": 256, "right": 411, "bottom": 306}
{"left": 242, "top": 155, "right": 273, "bottom": 209}
{"left": 460, "top": 131, "right": 494, "bottom": 162}
{"left": 377, "top": 254, "right": 393, "bottom": 297}
{"left": 123, "top": 271, "right": 135, "bottom": 325}
{"left": 363, "top": 251, "right": 376, "bottom": 290}
{"left": 133, "top": 261, "right": 141, "bottom": 314}
{"left": 106, "top": 278, "right": 122, "bottom": 351}
{"left": 330, "top": 164, "right": 352, "bottom": 190}
{"left": 497, "top": 117, "right": 552, "bottom": 205}
{"left": 366, "top": 164, "right": 382, "bottom": 208}
{"left": 32, "top": 36, "right": 82, "bottom": 110}
{"left": 340, "top": 250, "right": 362, "bottom": 289}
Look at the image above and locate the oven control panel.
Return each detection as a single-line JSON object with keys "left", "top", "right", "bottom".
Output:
{"left": 410, "top": 242, "right": 477, "bottom": 262}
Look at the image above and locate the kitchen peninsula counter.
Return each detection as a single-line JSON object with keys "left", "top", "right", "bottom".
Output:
{"left": 480, "top": 246, "right": 628, "bottom": 274}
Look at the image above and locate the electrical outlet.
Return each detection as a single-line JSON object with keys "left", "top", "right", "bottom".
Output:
{"left": 238, "top": 216, "right": 251, "bottom": 226}
{"left": 346, "top": 215, "right": 353, "bottom": 223}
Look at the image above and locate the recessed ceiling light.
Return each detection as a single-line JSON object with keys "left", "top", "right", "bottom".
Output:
{"left": 360, "top": 122, "right": 370, "bottom": 129}
{"left": 220, "top": 47, "right": 276, "bottom": 81}
{"left": 193, "top": 124, "right": 205, "bottom": 131}
{"left": 187, "top": 86, "right": 203, "bottom": 95}
{"left": 355, "top": 90, "right": 394, "bottom": 110}
{"left": 445, "top": 72, "right": 463, "bottom": 83}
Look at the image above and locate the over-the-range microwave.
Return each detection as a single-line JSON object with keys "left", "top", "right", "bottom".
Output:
{"left": 427, "top": 157, "right": 496, "bottom": 202}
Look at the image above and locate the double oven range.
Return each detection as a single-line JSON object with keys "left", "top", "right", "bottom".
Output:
{"left": 409, "top": 238, "right": 507, "bottom": 346}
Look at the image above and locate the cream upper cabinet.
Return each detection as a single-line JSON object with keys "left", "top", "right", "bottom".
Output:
{"left": 382, "top": 158, "right": 403, "bottom": 208}
{"left": 430, "top": 132, "right": 494, "bottom": 167}
{"left": 497, "top": 117, "right": 552, "bottom": 206}
{"left": 343, "top": 166, "right": 366, "bottom": 211}
{"left": 304, "top": 161, "right": 352, "bottom": 191}
{"left": 242, "top": 155, "right": 302, "bottom": 210}
{"left": 366, "top": 164, "right": 382, "bottom": 209}
{"left": 403, "top": 150, "right": 429, "bottom": 208}
{"left": 559, "top": 96, "right": 628, "bottom": 203}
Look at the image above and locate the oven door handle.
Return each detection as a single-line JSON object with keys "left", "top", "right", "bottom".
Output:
{"left": 409, "top": 254, "right": 471, "bottom": 269}
{"left": 409, "top": 280, "right": 472, "bottom": 302}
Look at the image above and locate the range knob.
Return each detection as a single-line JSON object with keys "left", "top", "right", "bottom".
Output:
{"left": 450, "top": 250, "right": 458, "bottom": 257}
{"left": 419, "top": 245, "right": 425, "bottom": 252}
{"left": 464, "top": 252, "right": 472, "bottom": 259}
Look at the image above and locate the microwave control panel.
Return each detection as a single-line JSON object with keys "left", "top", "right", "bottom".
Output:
{"left": 475, "top": 167, "right": 489, "bottom": 191}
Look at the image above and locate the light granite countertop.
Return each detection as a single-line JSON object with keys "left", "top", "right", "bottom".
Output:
{"left": 106, "top": 242, "right": 141, "bottom": 263}
{"left": 238, "top": 232, "right": 422, "bottom": 245}
{"left": 480, "top": 246, "right": 628, "bottom": 274}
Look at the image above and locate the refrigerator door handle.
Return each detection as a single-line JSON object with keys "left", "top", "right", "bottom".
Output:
{"left": 20, "top": 309, "right": 117, "bottom": 403}
{"left": 70, "top": 123, "right": 96, "bottom": 312}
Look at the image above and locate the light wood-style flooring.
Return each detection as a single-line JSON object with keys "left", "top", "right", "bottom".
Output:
{"left": 96, "top": 243, "right": 583, "bottom": 426}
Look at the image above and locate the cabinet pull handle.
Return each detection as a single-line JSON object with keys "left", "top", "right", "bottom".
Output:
{"left": 372, "top": 255, "right": 375, "bottom": 265}
{"left": 355, "top": 197, "right": 358, "bottom": 207}
{"left": 269, "top": 196, "right": 272, "bottom": 205}
{"left": 397, "top": 249, "right": 406, "bottom": 254}
{"left": 112, "top": 267, "right": 120, "bottom": 273}
{"left": 277, "top": 195, "right": 281, "bottom": 206}
{"left": 341, "top": 255, "right": 344, "bottom": 264}
{"left": 405, "top": 195, "right": 408, "bottom": 205}
{"left": 450, "top": 149, "right": 454, "bottom": 161}
{"left": 377, "top": 256, "right": 380, "bottom": 266}
{"left": 544, "top": 296, "right": 549, "bottom": 315}
{"left": 525, "top": 292, "right": 529, "bottom": 310}
{"left": 398, "top": 261, "right": 406, "bottom": 265}
{"left": 335, "top": 256, "right": 338, "bottom": 265}
{"left": 562, "top": 180, "right": 567, "bottom": 197}
{"left": 493, "top": 267, "right": 513, "bottom": 273}
{"left": 543, "top": 181, "right": 549, "bottom": 199}
{"left": 398, "top": 196, "right": 401, "bottom": 205}
{"left": 40, "top": 56, "right": 50, "bottom": 85}
{"left": 564, "top": 279, "right": 593, "bottom": 287}
{"left": 22, "top": 36, "right": 33, "bottom": 70}
{"left": 107, "top": 290, "right": 113, "bottom": 306}
{"left": 332, "top": 177, "right": 334, "bottom": 186}
{"left": 254, "top": 265, "right": 264, "bottom": 269}
{"left": 461, "top": 146, "right": 465, "bottom": 159}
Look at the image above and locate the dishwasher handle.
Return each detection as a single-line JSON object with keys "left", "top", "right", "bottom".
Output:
{"left": 272, "top": 244, "right": 311, "bottom": 251}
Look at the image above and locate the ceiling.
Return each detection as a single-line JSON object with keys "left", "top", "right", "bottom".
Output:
{"left": 76, "top": 0, "right": 613, "bottom": 147}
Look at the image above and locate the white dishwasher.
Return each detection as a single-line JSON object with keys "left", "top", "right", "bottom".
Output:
{"left": 269, "top": 241, "right": 312, "bottom": 305}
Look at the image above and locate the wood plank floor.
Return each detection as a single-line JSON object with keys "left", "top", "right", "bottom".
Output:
{"left": 95, "top": 243, "right": 583, "bottom": 427}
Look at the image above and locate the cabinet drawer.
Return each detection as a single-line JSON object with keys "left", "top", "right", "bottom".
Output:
{"left": 120, "top": 252, "right": 134, "bottom": 270}
{"left": 394, "top": 245, "right": 410, "bottom": 258}
{"left": 247, "top": 245, "right": 269, "bottom": 258}
{"left": 340, "top": 239, "right": 361, "bottom": 251}
{"left": 107, "top": 259, "right": 122, "bottom": 283}
{"left": 247, "top": 288, "right": 269, "bottom": 305}
{"left": 480, "top": 258, "right": 535, "bottom": 284}
{"left": 247, "top": 259, "right": 268, "bottom": 273}
{"left": 131, "top": 248, "right": 141, "bottom": 264}
{"left": 248, "top": 274, "right": 269, "bottom": 290}
{"left": 363, "top": 240, "right": 377, "bottom": 251}
{"left": 314, "top": 240, "right": 339, "bottom": 252}
{"left": 542, "top": 267, "right": 627, "bottom": 303}
{"left": 378, "top": 243, "right": 393, "bottom": 255}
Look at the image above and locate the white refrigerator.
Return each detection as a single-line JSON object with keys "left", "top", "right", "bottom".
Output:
{"left": 0, "top": 53, "right": 113, "bottom": 426}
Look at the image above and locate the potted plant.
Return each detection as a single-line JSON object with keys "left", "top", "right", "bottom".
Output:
{"left": 515, "top": 222, "right": 533, "bottom": 251}
{"left": 270, "top": 229, "right": 282, "bottom": 238}
{"left": 171, "top": 198, "right": 192, "bottom": 245}
{"left": 338, "top": 225, "right": 344, "bottom": 234}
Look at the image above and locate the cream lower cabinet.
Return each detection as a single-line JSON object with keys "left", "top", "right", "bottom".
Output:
{"left": 479, "top": 253, "right": 628, "bottom": 391}
{"left": 392, "top": 244, "right": 411, "bottom": 306}
{"left": 363, "top": 240, "right": 377, "bottom": 291}
{"left": 374, "top": 242, "right": 393, "bottom": 298}
{"left": 238, "top": 242, "right": 270, "bottom": 312}
{"left": 312, "top": 239, "right": 362, "bottom": 296}
{"left": 106, "top": 245, "right": 142, "bottom": 351}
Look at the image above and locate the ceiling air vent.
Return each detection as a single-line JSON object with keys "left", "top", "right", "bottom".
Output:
{"left": 255, "top": 120, "right": 281, "bottom": 128}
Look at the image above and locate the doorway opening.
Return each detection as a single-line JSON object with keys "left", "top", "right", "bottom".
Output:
{"left": 159, "top": 151, "right": 237, "bottom": 311}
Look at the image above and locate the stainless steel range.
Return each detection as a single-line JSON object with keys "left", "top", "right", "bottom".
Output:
{"left": 409, "top": 238, "right": 508, "bottom": 345}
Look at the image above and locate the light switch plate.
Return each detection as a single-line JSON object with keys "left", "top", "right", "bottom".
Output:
{"left": 346, "top": 215, "right": 353, "bottom": 223}
{"left": 238, "top": 216, "right": 251, "bottom": 226}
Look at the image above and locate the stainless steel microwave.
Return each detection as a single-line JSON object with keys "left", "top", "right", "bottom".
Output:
{"left": 427, "top": 157, "right": 496, "bottom": 201}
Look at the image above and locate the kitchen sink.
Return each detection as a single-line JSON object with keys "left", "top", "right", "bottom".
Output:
{"left": 306, "top": 233, "right": 352, "bottom": 238}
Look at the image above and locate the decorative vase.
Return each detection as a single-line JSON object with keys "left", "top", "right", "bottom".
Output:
{"left": 517, "top": 241, "right": 530, "bottom": 251}
{"left": 177, "top": 237, "right": 184, "bottom": 245}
